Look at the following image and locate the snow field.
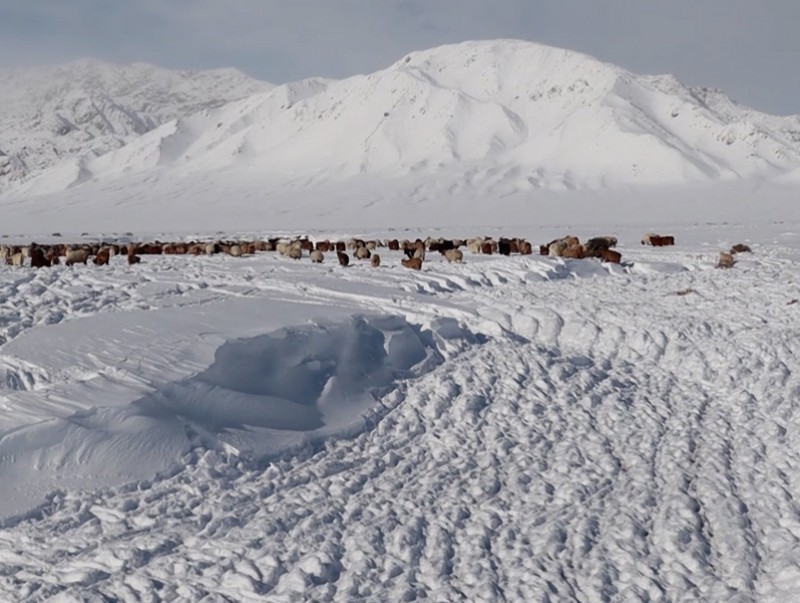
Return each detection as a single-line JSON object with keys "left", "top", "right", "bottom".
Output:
{"left": 0, "top": 227, "right": 797, "bottom": 601}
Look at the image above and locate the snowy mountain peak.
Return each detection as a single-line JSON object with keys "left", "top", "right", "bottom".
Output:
{"left": 4, "top": 39, "right": 800, "bottom": 206}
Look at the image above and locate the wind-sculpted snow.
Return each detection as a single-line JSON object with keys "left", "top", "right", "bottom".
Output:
{"left": 0, "top": 229, "right": 798, "bottom": 601}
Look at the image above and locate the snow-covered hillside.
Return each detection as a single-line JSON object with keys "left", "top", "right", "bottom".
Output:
{"left": 0, "top": 59, "right": 273, "bottom": 192}
{"left": 6, "top": 40, "right": 800, "bottom": 196}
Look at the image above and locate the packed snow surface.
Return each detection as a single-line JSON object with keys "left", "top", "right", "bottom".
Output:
{"left": 0, "top": 213, "right": 798, "bottom": 601}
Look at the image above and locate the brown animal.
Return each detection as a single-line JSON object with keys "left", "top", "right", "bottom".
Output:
{"left": 387, "top": 239, "right": 400, "bottom": 251}
{"left": 539, "top": 244, "right": 550, "bottom": 256}
{"left": 481, "top": 242, "right": 493, "bottom": 255}
{"left": 93, "top": 248, "right": 111, "bottom": 266}
{"left": 402, "top": 257, "right": 423, "bottom": 270}
{"left": 561, "top": 245, "right": 585, "bottom": 259}
{"left": 519, "top": 241, "right": 533, "bottom": 255}
{"left": 730, "top": 243, "right": 752, "bottom": 254}
{"left": 30, "top": 247, "right": 50, "bottom": 268}
{"left": 127, "top": 253, "right": 141, "bottom": 265}
{"left": 598, "top": 249, "right": 622, "bottom": 264}
{"left": 642, "top": 234, "right": 675, "bottom": 246}
{"left": 584, "top": 236, "right": 617, "bottom": 257}
{"left": 337, "top": 251, "right": 350, "bottom": 267}
{"left": 370, "top": 254, "right": 381, "bottom": 267}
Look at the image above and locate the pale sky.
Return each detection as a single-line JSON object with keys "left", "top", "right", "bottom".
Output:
{"left": 1, "top": 1, "right": 797, "bottom": 115}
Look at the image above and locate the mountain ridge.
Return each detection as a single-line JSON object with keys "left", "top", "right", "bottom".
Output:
{"left": 4, "top": 39, "right": 800, "bottom": 200}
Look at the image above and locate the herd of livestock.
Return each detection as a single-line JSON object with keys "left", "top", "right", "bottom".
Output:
{"left": 0, "top": 231, "right": 747, "bottom": 270}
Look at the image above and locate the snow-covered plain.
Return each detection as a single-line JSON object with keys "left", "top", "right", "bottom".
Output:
{"left": 1, "top": 38, "right": 799, "bottom": 602}
{"left": 0, "top": 213, "right": 798, "bottom": 602}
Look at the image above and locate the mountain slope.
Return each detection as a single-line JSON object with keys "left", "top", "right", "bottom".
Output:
{"left": 17, "top": 40, "right": 800, "bottom": 196}
{"left": 0, "top": 59, "right": 273, "bottom": 191}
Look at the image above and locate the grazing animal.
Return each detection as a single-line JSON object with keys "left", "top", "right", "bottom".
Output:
{"left": 717, "top": 251, "right": 735, "bottom": 268}
{"left": 539, "top": 244, "right": 550, "bottom": 256}
{"left": 481, "top": 242, "right": 494, "bottom": 255}
{"left": 287, "top": 247, "right": 302, "bottom": 260}
{"left": 355, "top": 246, "right": 371, "bottom": 260}
{"left": 402, "top": 257, "right": 423, "bottom": 270}
{"left": 93, "top": 248, "right": 111, "bottom": 266}
{"left": 310, "top": 250, "right": 324, "bottom": 263}
{"left": 7, "top": 252, "right": 24, "bottom": 267}
{"left": 730, "top": 243, "right": 752, "bottom": 254}
{"left": 584, "top": 236, "right": 618, "bottom": 257}
{"left": 127, "top": 253, "right": 141, "bottom": 265}
{"left": 561, "top": 245, "right": 586, "bottom": 259}
{"left": 598, "top": 249, "right": 622, "bottom": 264}
{"left": 370, "top": 254, "right": 381, "bottom": 267}
{"left": 387, "top": 239, "right": 400, "bottom": 251}
{"left": 30, "top": 247, "right": 50, "bottom": 268}
{"left": 497, "top": 240, "right": 512, "bottom": 256}
{"left": 337, "top": 251, "right": 350, "bottom": 266}
{"left": 519, "top": 241, "right": 533, "bottom": 255}
{"left": 228, "top": 244, "right": 243, "bottom": 257}
{"left": 65, "top": 248, "right": 89, "bottom": 266}
{"left": 444, "top": 249, "right": 464, "bottom": 263}
{"left": 642, "top": 234, "right": 675, "bottom": 246}
{"left": 467, "top": 239, "right": 483, "bottom": 254}
{"left": 45, "top": 249, "right": 60, "bottom": 265}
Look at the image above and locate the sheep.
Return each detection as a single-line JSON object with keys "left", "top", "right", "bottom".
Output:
{"left": 65, "top": 248, "right": 89, "bottom": 266}
{"left": 444, "top": 249, "right": 463, "bottom": 263}
{"left": 127, "top": 253, "right": 141, "bottom": 265}
{"left": 370, "top": 254, "right": 381, "bottom": 267}
{"left": 93, "top": 248, "right": 111, "bottom": 266}
{"left": 7, "top": 252, "right": 24, "bottom": 267}
{"left": 519, "top": 241, "right": 533, "bottom": 255}
{"left": 467, "top": 238, "right": 483, "bottom": 254}
{"left": 401, "top": 257, "right": 423, "bottom": 270}
{"left": 287, "top": 247, "right": 302, "bottom": 260}
{"left": 598, "top": 249, "right": 622, "bottom": 264}
{"left": 730, "top": 243, "right": 752, "bottom": 254}
{"left": 337, "top": 251, "right": 350, "bottom": 266}
{"left": 355, "top": 246, "right": 371, "bottom": 260}
{"left": 31, "top": 247, "right": 52, "bottom": 268}
{"left": 584, "top": 236, "right": 618, "bottom": 257}
{"left": 310, "top": 250, "right": 324, "bottom": 263}
{"left": 228, "top": 244, "right": 243, "bottom": 257}
{"left": 561, "top": 244, "right": 586, "bottom": 259}
{"left": 717, "top": 251, "right": 736, "bottom": 269}
{"left": 642, "top": 234, "right": 675, "bottom": 246}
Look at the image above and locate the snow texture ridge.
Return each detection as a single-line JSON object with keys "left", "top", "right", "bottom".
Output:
{"left": 0, "top": 226, "right": 798, "bottom": 601}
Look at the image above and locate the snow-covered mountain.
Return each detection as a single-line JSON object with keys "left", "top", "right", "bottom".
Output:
{"left": 6, "top": 39, "right": 800, "bottom": 201}
{"left": 0, "top": 59, "right": 273, "bottom": 191}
